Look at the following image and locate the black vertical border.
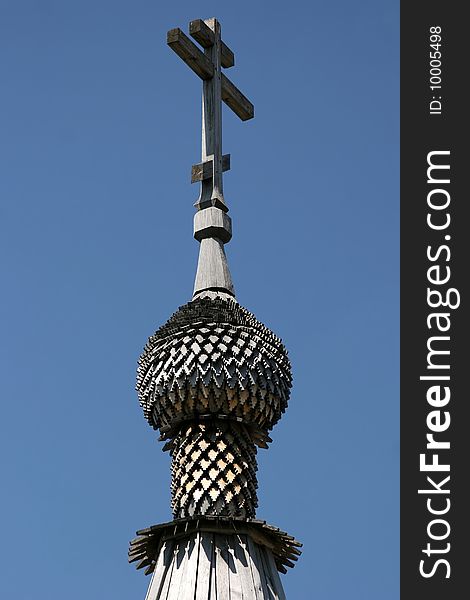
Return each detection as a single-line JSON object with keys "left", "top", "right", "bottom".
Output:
{"left": 401, "top": 2, "right": 468, "bottom": 598}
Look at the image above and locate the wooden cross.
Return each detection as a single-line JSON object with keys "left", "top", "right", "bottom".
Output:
{"left": 167, "top": 18, "right": 254, "bottom": 213}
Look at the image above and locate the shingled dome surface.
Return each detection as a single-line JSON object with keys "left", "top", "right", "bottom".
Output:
{"left": 136, "top": 296, "right": 292, "bottom": 434}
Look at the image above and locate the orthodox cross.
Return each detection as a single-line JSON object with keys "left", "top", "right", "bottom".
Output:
{"left": 167, "top": 18, "right": 254, "bottom": 213}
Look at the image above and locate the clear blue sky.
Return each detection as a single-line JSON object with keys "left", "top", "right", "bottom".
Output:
{"left": 0, "top": 1, "right": 398, "bottom": 598}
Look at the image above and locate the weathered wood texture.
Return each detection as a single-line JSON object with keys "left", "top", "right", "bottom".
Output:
{"left": 138, "top": 530, "right": 287, "bottom": 600}
{"left": 193, "top": 237, "right": 235, "bottom": 296}
{"left": 221, "top": 73, "right": 254, "bottom": 121}
{"left": 129, "top": 516, "right": 302, "bottom": 577}
{"left": 167, "top": 18, "right": 254, "bottom": 299}
{"left": 192, "top": 154, "right": 231, "bottom": 183}
{"left": 200, "top": 18, "right": 225, "bottom": 210}
{"left": 167, "top": 28, "right": 214, "bottom": 80}
{"left": 167, "top": 25, "right": 254, "bottom": 121}
{"left": 170, "top": 420, "right": 258, "bottom": 518}
{"left": 189, "top": 19, "right": 235, "bottom": 68}
{"left": 136, "top": 296, "right": 292, "bottom": 434}
{"left": 194, "top": 206, "right": 232, "bottom": 243}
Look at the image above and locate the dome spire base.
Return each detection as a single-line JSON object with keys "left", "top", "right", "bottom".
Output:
{"left": 142, "top": 531, "right": 286, "bottom": 600}
{"left": 193, "top": 236, "right": 235, "bottom": 299}
{"left": 129, "top": 516, "right": 302, "bottom": 582}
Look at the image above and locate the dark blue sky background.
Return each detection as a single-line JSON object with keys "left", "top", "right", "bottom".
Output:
{"left": 0, "top": 1, "right": 399, "bottom": 598}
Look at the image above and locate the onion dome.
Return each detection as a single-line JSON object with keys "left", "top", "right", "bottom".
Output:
{"left": 136, "top": 296, "right": 292, "bottom": 435}
{"left": 130, "top": 18, "right": 301, "bottom": 599}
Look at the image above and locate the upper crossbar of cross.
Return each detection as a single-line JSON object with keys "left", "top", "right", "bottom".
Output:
{"left": 167, "top": 18, "right": 254, "bottom": 213}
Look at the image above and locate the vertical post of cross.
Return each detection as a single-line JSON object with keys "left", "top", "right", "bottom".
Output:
{"left": 200, "top": 18, "right": 226, "bottom": 212}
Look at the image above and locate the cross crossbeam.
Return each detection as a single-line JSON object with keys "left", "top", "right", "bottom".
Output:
{"left": 167, "top": 28, "right": 213, "bottom": 80}
{"left": 189, "top": 19, "right": 235, "bottom": 68}
{"left": 167, "top": 27, "right": 254, "bottom": 121}
{"left": 167, "top": 18, "right": 254, "bottom": 215}
{"left": 191, "top": 154, "right": 231, "bottom": 184}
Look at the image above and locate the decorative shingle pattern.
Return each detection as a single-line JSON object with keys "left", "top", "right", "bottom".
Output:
{"left": 136, "top": 297, "right": 292, "bottom": 433}
{"left": 129, "top": 516, "right": 302, "bottom": 576}
{"left": 169, "top": 420, "right": 258, "bottom": 518}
